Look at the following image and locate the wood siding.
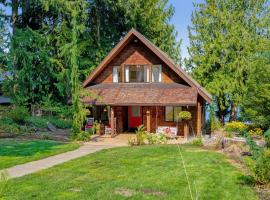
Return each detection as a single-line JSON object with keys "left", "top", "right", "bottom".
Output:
{"left": 92, "top": 40, "right": 188, "bottom": 85}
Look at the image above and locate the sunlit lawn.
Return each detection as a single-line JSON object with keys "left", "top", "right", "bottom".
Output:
{"left": 0, "top": 145, "right": 258, "bottom": 200}
{"left": 0, "top": 139, "right": 80, "bottom": 169}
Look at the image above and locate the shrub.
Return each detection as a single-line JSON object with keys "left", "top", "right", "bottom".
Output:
{"left": 211, "top": 120, "right": 221, "bottom": 131}
{"left": 0, "top": 118, "right": 20, "bottom": 135}
{"left": 8, "top": 106, "right": 30, "bottom": 124}
{"left": 135, "top": 125, "right": 147, "bottom": 145}
{"left": 26, "top": 116, "right": 48, "bottom": 128}
{"left": 246, "top": 150, "right": 270, "bottom": 184}
{"left": 47, "top": 117, "right": 72, "bottom": 129}
{"left": 76, "top": 131, "right": 91, "bottom": 141}
{"left": 191, "top": 137, "right": 203, "bottom": 146}
{"left": 146, "top": 133, "right": 167, "bottom": 144}
{"left": 225, "top": 121, "right": 248, "bottom": 133}
{"left": 264, "top": 129, "right": 270, "bottom": 147}
{"left": 40, "top": 133, "right": 52, "bottom": 140}
{"left": 248, "top": 128, "right": 264, "bottom": 136}
{"left": 178, "top": 111, "right": 192, "bottom": 121}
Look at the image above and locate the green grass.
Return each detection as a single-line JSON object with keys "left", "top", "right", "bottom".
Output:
{"left": 0, "top": 145, "right": 258, "bottom": 200}
{"left": 0, "top": 139, "right": 80, "bottom": 169}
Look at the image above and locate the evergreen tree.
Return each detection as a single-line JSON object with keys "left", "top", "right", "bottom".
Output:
{"left": 242, "top": 51, "right": 270, "bottom": 129}
{"left": 187, "top": 0, "right": 269, "bottom": 124}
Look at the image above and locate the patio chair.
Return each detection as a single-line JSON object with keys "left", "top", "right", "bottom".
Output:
{"left": 105, "top": 117, "right": 116, "bottom": 135}
{"left": 85, "top": 117, "right": 94, "bottom": 131}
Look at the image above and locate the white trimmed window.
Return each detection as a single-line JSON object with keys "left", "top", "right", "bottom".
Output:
{"left": 124, "top": 65, "right": 149, "bottom": 83}
{"left": 152, "top": 65, "right": 162, "bottom": 82}
{"left": 113, "top": 66, "right": 122, "bottom": 83}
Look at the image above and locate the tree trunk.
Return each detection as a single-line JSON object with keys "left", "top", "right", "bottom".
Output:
{"left": 229, "top": 102, "right": 238, "bottom": 122}
{"left": 11, "top": 0, "right": 19, "bottom": 34}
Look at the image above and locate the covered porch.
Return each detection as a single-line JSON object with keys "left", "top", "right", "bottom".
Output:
{"left": 83, "top": 83, "right": 205, "bottom": 138}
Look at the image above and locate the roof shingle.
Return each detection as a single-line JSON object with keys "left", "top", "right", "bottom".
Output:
{"left": 83, "top": 83, "right": 197, "bottom": 106}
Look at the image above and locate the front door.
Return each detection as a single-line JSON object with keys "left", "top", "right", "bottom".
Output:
{"left": 128, "top": 106, "right": 142, "bottom": 129}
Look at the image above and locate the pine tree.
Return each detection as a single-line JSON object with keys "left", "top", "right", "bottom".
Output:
{"left": 43, "top": 0, "right": 88, "bottom": 136}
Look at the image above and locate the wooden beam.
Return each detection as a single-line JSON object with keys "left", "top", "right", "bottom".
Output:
{"left": 121, "top": 64, "right": 125, "bottom": 83}
{"left": 111, "top": 107, "right": 115, "bottom": 135}
{"left": 197, "top": 100, "right": 202, "bottom": 136}
{"left": 184, "top": 122, "right": 188, "bottom": 139}
{"left": 146, "top": 108, "right": 150, "bottom": 133}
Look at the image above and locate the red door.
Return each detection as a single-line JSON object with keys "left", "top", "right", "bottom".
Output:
{"left": 128, "top": 106, "right": 142, "bottom": 128}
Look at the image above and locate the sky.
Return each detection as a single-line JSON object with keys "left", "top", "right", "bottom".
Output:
{"left": 168, "top": 0, "right": 204, "bottom": 59}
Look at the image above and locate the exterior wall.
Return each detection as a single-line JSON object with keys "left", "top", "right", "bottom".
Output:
{"left": 141, "top": 106, "right": 198, "bottom": 136}
{"left": 92, "top": 40, "right": 187, "bottom": 85}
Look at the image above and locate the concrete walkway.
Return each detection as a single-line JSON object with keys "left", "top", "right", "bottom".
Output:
{"left": 2, "top": 134, "right": 132, "bottom": 179}
{"left": 3, "top": 144, "right": 114, "bottom": 178}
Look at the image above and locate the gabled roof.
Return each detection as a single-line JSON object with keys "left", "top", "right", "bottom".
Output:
{"left": 83, "top": 28, "right": 212, "bottom": 103}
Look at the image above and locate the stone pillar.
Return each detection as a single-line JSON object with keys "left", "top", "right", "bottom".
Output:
{"left": 146, "top": 109, "right": 150, "bottom": 133}
{"left": 111, "top": 107, "right": 115, "bottom": 135}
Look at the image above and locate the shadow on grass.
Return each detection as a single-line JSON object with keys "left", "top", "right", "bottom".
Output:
{"left": 0, "top": 139, "right": 65, "bottom": 157}
{"left": 237, "top": 174, "right": 256, "bottom": 187}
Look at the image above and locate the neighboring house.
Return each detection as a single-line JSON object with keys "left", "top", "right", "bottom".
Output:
{"left": 82, "top": 28, "right": 211, "bottom": 137}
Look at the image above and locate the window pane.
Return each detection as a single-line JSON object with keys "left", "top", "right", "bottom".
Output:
{"left": 152, "top": 65, "right": 161, "bottom": 82}
{"left": 126, "top": 65, "right": 149, "bottom": 83}
{"left": 165, "top": 106, "right": 174, "bottom": 121}
{"left": 174, "top": 106, "right": 182, "bottom": 121}
{"left": 132, "top": 106, "right": 140, "bottom": 117}
{"left": 129, "top": 65, "right": 137, "bottom": 82}
{"left": 124, "top": 66, "right": 129, "bottom": 82}
{"left": 113, "top": 66, "right": 121, "bottom": 83}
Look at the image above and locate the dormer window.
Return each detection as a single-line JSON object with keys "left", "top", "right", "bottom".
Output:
{"left": 113, "top": 66, "right": 122, "bottom": 83}
{"left": 152, "top": 65, "right": 162, "bottom": 82}
{"left": 124, "top": 65, "right": 149, "bottom": 83}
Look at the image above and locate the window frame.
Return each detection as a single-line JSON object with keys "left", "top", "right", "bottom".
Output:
{"left": 151, "top": 65, "right": 162, "bottom": 82}
{"left": 112, "top": 66, "right": 122, "bottom": 83}
{"left": 124, "top": 64, "right": 149, "bottom": 83}
{"left": 165, "top": 106, "right": 182, "bottom": 122}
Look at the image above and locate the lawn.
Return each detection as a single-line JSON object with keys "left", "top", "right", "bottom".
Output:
{"left": 0, "top": 145, "right": 258, "bottom": 200}
{"left": 0, "top": 139, "right": 80, "bottom": 169}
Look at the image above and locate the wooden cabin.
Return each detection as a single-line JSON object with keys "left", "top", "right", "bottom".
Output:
{"left": 82, "top": 28, "right": 211, "bottom": 137}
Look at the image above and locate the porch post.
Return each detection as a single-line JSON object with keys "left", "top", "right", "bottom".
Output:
{"left": 111, "top": 107, "right": 115, "bottom": 135}
{"left": 146, "top": 108, "right": 150, "bottom": 133}
{"left": 184, "top": 123, "right": 188, "bottom": 139}
{"left": 197, "top": 100, "right": 202, "bottom": 136}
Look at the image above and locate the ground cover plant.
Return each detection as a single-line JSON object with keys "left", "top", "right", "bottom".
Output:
{"left": 0, "top": 139, "right": 80, "bottom": 169}
{"left": 0, "top": 145, "right": 258, "bottom": 200}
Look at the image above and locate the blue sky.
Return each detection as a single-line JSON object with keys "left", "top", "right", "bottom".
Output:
{"left": 168, "top": 0, "right": 204, "bottom": 59}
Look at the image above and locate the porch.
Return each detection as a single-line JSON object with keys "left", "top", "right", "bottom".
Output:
{"left": 86, "top": 104, "right": 203, "bottom": 138}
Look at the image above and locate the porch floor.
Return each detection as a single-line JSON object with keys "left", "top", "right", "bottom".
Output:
{"left": 87, "top": 133, "right": 188, "bottom": 146}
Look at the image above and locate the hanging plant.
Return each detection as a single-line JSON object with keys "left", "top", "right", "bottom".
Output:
{"left": 178, "top": 111, "right": 192, "bottom": 121}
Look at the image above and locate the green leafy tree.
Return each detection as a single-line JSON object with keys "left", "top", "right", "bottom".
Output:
{"left": 187, "top": 0, "right": 269, "bottom": 124}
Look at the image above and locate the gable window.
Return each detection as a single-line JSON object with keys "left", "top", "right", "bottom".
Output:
{"left": 113, "top": 66, "right": 122, "bottom": 83}
{"left": 165, "top": 106, "right": 182, "bottom": 122}
{"left": 152, "top": 65, "right": 162, "bottom": 82}
{"left": 124, "top": 65, "right": 149, "bottom": 83}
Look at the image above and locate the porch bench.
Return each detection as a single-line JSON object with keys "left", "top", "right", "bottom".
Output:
{"left": 156, "top": 126, "right": 178, "bottom": 139}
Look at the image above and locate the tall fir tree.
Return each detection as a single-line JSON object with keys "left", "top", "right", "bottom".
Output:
{"left": 187, "top": 0, "right": 269, "bottom": 124}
